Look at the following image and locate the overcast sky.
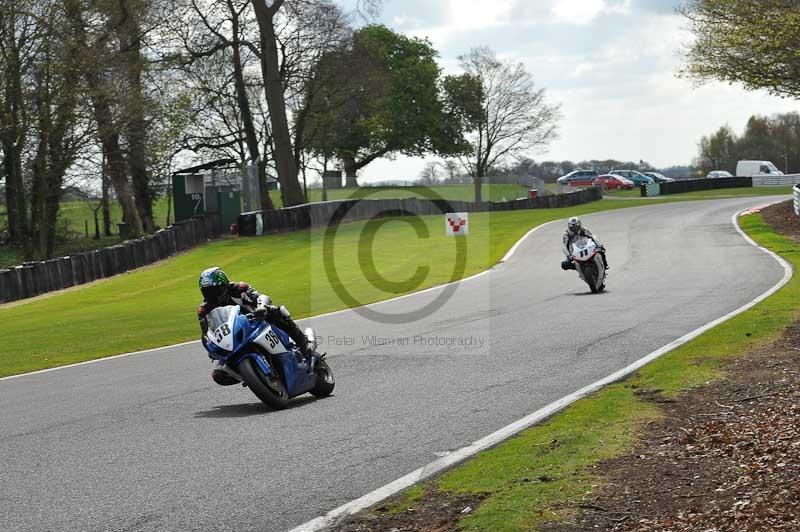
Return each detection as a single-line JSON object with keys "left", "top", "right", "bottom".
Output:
{"left": 339, "top": 0, "right": 798, "bottom": 182}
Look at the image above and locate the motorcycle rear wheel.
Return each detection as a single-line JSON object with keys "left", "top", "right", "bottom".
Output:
{"left": 310, "top": 359, "right": 335, "bottom": 398}
{"left": 238, "top": 357, "right": 289, "bottom": 410}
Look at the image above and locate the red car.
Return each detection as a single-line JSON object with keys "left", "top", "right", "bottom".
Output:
{"left": 593, "top": 174, "right": 635, "bottom": 191}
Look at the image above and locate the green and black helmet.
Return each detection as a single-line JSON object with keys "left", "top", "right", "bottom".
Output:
{"left": 199, "top": 267, "right": 230, "bottom": 306}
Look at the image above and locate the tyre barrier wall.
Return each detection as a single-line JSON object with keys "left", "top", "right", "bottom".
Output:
{"left": 0, "top": 217, "right": 210, "bottom": 305}
{"left": 237, "top": 187, "right": 603, "bottom": 237}
{"left": 641, "top": 176, "right": 753, "bottom": 197}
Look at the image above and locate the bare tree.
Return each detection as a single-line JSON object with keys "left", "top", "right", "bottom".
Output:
{"left": 416, "top": 162, "right": 441, "bottom": 185}
{"left": 445, "top": 47, "right": 561, "bottom": 203}
{"left": 64, "top": 0, "right": 146, "bottom": 236}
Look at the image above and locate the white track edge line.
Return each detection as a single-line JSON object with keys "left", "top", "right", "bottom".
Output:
{"left": 0, "top": 217, "right": 564, "bottom": 382}
{"left": 287, "top": 204, "right": 794, "bottom": 532}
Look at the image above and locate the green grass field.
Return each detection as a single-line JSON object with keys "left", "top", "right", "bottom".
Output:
{"left": 384, "top": 212, "right": 800, "bottom": 531}
{"left": 299, "top": 184, "right": 529, "bottom": 205}
{"left": 0, "top": 197, "right": 678, "bottom": 377}
{"left": 0, "top": 185, "right": 526, "bottom": 267}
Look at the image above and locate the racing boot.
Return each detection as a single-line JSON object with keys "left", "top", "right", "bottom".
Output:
{"left": 274, "top": 305, "right": 312, "bottom": 358}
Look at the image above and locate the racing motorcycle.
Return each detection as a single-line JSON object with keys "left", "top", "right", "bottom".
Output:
{"left": 203, "top": 305, "right": 334, "bottom": 409}
{"left": 569, "top": 236, "right": 607, "bottom": 293}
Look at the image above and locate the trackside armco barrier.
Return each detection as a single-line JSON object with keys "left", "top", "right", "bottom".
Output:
{"left": 237, "top": 188, "right": 603, "bottom": 236}
{"left": 753, "top": 175, "right": 800, "bottom": 187}
{"left": 0, "top": 218, "right": 211, "bottom": 305}
{"left": 642, "top": 176, "right": 753, "bottom": 197}
{"left": 794, "top": 185, "right": 800, "bottom": 216}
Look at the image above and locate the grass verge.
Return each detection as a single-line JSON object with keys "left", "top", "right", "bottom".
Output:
{"left": 350, "top": 211, "right": 799, "bottom": 531}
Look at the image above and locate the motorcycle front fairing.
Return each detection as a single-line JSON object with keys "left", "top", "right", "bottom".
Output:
{"left": 249, "top": 323, "right": 317, "bottom": 398}
{"left": 570, "top": 237, "right": 606, "bottom": 290}
{"left": 204, "top": 306, "right": 317, "bottom": 398}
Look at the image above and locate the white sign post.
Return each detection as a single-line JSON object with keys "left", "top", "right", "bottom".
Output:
{"left": 445, "top": 212, "right": 469, "bottom": 236}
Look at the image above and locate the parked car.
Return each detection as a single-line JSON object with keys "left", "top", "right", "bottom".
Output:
{"left": 593, "top": 174, "right": 634, "bottom": 191}
{"left": 644, "top": 172, "right": 675, "bottom": 183}
{"left": 609, "top": 170, "right": 655, "bottom": 186}
{"left": 707, "top": 170, "right": 733, "bottom": 179}
{"left": 735, "top": 160, "right": 783, "bottom": 177}
{"left": 557, "top": 169, "right": 599, "bottom": 186}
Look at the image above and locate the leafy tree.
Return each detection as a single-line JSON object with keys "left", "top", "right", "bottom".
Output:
{"left": 681, "top": 0, "right": 800, "bottom": 98}
{"left": 698, "top": 129, "right": 734, "bottom": 173}
{"left": 696, "top": 125, "right": 738, "bottom": 174}
{"left": 303, "top": 25, "right": 467, "bottom": 187}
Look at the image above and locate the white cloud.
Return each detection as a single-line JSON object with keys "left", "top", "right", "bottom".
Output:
{"left": 347, "top": 0, "right": 800, "bottom": 181}
{"left": 447, "top": 0, "right": 514, "bottom": 30}
{"left": 552, "top": 0, "right": 606, "bottom": 25}
{"left": 551, "top": 0, "right": 632, "bottom": 26}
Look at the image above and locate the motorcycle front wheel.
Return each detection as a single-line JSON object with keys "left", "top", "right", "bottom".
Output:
{"left": 238, "top": 357, "right": 289, "bottom": 410}
{"left": 583, "top": 263, "right": 599, "bottom": 293}
{"left": 310, "top": 359, "right": 335, "bottom": 398}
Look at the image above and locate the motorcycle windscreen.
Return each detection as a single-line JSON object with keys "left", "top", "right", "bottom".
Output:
{"left": 206, "top": 305, "right": 239, "bottom": 351}
{"left": 571, "top": 237, "right": 596, "bottom": 260}
{"left": 208, "top": 305, "right": 238, "bottom": 330}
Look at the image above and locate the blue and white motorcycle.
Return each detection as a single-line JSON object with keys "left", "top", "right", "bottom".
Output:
{"left": 203, "top": 305, "right": 335, "bottom": 409}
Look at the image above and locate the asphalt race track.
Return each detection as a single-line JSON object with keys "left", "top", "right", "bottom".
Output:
{"left": 0, "top": 197, "right": 787, "bottom": 532}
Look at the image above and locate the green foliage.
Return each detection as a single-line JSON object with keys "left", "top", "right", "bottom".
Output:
{"left": 696, "top": 112, "right": 800, "bottom": 174}
{"left": 682, "top": 0, "right": 800, "bottom": 98}
{"left": 302, "top": 25, "right": 466, "bottom": 173}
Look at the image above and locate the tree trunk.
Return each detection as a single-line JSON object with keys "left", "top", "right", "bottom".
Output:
{"left": 252, "top": 0, "right": 305, "bottom": 207}
{"left": 102, "top": 158, "right": 112, "bottom": 236}
{"left": 342, "top": 154, "right": 359, "bottom": 187}
{"left": 102, "top": 133, "right": 142, "bottom": 237}
{"left": 229, "top": 4, "right": 274, "bottom": 211}
{"left": 65, "top": 0, "right": 143, "bottom": 236}
{"left": 2, "top": 138, "right": 26, "bottom": 243}
{"left": 473, "top": 175, "right": 483, "bottom": 204}
{"left": 1, "top": 46, "right": 28, "bottom": 243}
{"left": 120, "top": 4, "right": 154, "bottom": 233}
{"left": 85, "top": 69, "right": 143, "bottom": 237}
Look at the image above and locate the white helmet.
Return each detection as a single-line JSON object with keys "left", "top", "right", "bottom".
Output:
{"left": 568, "top": 217, "right": 582, "bottom": 233}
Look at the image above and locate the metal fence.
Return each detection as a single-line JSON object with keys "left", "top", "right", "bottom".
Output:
{"left": 753, "top": 175, "right": 800, "bottom": 187}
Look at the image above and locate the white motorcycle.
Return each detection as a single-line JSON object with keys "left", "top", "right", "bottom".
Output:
{"left": 569, "top": 236, "right": 607, "bottom": 293}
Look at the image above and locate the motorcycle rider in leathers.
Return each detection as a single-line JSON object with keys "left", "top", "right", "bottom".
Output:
{"left": 561, "top": 217, "right": 609, "bottom": 271}
{"left": 197, "top": 267, "right": 311, "bottom": 386}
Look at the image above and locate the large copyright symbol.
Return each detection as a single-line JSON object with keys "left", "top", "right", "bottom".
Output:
{"left": 322, "top": 187, "right": 468, "bottom": 324}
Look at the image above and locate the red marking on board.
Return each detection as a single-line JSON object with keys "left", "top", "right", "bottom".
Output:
{"left": 447, "top": 218, "right": 467, "bottom": 232}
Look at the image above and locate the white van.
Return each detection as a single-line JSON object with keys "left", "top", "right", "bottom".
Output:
{"left": 736, "top": 160, "right": 784, "bottom": 177}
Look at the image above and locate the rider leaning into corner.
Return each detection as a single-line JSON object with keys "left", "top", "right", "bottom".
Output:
{"left": 561, "top": 217, "right": 610, "bottom": 271}
{"left": 197, "top": 267, "right": 311, "bottom": 385}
